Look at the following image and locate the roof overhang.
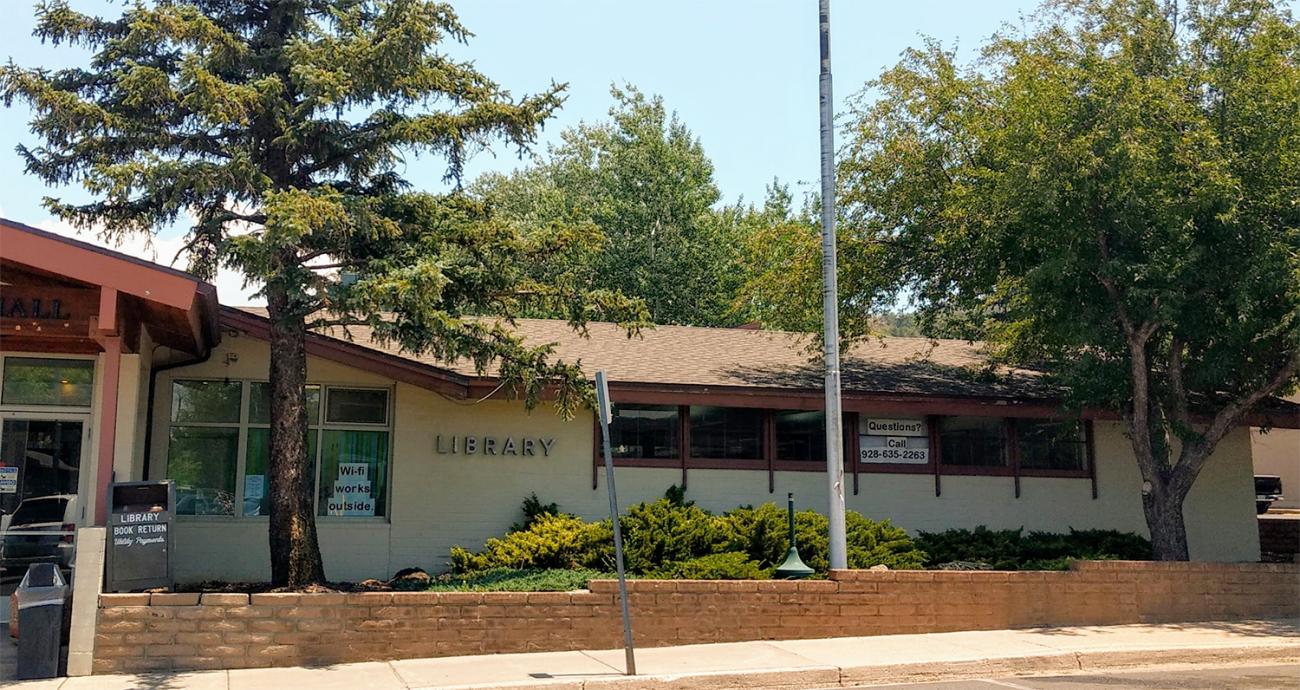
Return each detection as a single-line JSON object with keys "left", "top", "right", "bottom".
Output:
{"left": 1, "top": 218, "right": 220, "bottom": 355}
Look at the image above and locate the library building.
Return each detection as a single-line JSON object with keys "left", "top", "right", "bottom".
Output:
{"left": 1, "top": 217, "right": 1296, "bottom": 584}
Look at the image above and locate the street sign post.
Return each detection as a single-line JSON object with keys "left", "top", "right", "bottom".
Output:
{"left": 594, "top": 371, "right": 636, "bottom": 676}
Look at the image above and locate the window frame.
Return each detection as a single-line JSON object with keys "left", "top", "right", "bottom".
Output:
{"left": 598, "top": 401, "right": 1095, "bottom": 494}
{"left": 161, "top": 377, "right": 393, "bottom": 522}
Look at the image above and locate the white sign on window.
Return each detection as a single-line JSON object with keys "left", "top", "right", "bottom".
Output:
{"left": 243, "top": 474, "right": 265, "bottom": 500}
{"left": 860, "top": 418, "right": 930, "bottom": 464}
{"left": 326, "top": 462, "right": 376, "bottom": 516}
{"left": 0, "top": 466, "right": 16, "bottom": 494}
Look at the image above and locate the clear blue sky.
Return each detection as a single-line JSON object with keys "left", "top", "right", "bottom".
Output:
{"left": 5, "top": 0, "right": 1292, "bottom": 298}
{"left": 0, "top": 0, "right": 1050, "bottom": 226}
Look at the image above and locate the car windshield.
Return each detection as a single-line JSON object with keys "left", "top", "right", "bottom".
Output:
{"left": 10, "top": 497, "right": 69, "bottom": 526}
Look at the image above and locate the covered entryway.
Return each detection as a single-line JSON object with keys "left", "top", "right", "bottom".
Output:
{"left": 0, "top": 218, "right": 219, "bottom": 677}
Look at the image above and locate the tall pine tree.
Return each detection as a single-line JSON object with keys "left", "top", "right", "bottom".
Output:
{"left": 3, "top": 0, "right": 645, "bottom": 586}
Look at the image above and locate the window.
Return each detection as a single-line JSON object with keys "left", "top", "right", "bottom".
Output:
{"left": 1, "top": 357, "right": 94, "bottom": 406}
{"left": 318, "top": 430, "right": 389, "bottom": 517}
{"left": 689, "top": 406, "right": 764, "bottom": 460}
{"left": 1016, "top": 420, "right": 1086, "bottom": 472}
{"left": 167, "top": 380, "right": 242, "bottom": 515}
{"left": 164, "top": 380, "right": 390, "bottom": 519}
{"left": 609, "top": 404, "right": 679, "bottom": 459}
{"left": 171, "top": 380, "right": 241, "bottom": 423}
{"left": 938, "top": 416, "right": 1008, "bottom": 468}
{"left": 326, "top": 388, "right": 388, "bottom": 425}
{"left": 775, "top": 410, "right": 825, "bottom": 462}
{"left": 169, "top": 426, "right": 239, "bottom": 515}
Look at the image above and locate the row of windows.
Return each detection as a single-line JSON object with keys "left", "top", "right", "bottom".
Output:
{"left": 165, "top": 380, "right": 391, "bottom": 517}
{"left": 607, "top": 405, "right": 1087, "bottom": 473}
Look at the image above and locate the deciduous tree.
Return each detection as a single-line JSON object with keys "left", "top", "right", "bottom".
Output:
{"left": 834, "top": 0, "right": 1299, "bottom": 559}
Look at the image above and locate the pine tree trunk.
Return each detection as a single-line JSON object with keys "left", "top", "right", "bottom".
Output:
{"left": 266, "top": 283, "right": 326, "bottom": 587}
{"left": 1141, "top": 485, "right": 1190, "bottom": 561}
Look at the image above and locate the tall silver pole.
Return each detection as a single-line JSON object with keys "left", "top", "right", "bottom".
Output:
{"left": 818, "top": 0, "right": 848, "bottom": 570}
{"left": 594, "top": 371, "right": 636, "bottom": 675}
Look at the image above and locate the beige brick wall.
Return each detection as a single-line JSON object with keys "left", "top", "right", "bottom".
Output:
{"left": 91, "top": 560, "right": 1300, "bottom": 674}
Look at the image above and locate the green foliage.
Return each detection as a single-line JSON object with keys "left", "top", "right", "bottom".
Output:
{"left": 616, "top": 497, "right": 728, "bottom": 573}
{"left": 0, "top": 0, "right": 650, "bottom": 585}
{"left": 427, "top": 568, "right": 609, "bottom": 592}
{"left": 473, "top": 85, "right": 751, "bottom": 327}
{"left": 510, "top": 493, "right": 560, "bottom": 533}
{"left": 914, "top": 527, "right": 1152, "bottom": 570}
{"left": 647, "top": 552, "right": 768, "bottom": 580}
{"left": 448, "top": 513, "right": 611, "bottom": 573}
{"left": 748, "top": 0, "right": 1300, "bottom": 557}
{"left": 452, "top": 492, "right": 926, "bottom": 577}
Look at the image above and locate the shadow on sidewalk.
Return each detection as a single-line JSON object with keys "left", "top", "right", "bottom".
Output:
{"left": 1022, "top": 619, "right": 1299, "bottom": 638}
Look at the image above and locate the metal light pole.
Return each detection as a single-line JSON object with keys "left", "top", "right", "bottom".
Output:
{"left": 818, "top": 0, "right": 848, "bottom": 570}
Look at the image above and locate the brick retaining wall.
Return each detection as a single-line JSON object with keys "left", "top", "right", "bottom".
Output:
{"left": 92, "top": 561, "right": 1300, "bottom": 674}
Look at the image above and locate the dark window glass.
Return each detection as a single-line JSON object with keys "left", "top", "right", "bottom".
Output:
{"left": 326, "top": 388, "right": 388, "bottom": 425}
{"left": 938, "top": 417, "right": 1007, "bottom": 467}
{"left": 2, "top": 357, "right": 94, "bottom": 406}
{"left": 10, "top": 497, "right": 70, "bottom": 526}
{"left": 171, "top": 380, "right": 241, "bottom": 423}
{"left": 609, "top": 404, "right": 679, "bottom": 459}
{"left": 1016, "top": 420, "right": 1086, "bottom": 471}
{"left": 167, "top": 426, "right": 238, "bottom": 515}
{"left": 250, "top": 383, "right": 321, "bottom": 425}
{"left": 689, "top": 406, "right": 764, "bottom": 460}
{"left": 775, "top": 410, "right": 825, "bottom": 461}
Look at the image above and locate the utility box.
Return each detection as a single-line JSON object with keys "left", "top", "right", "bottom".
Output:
{"left": 15, "top": 563, "right": 67, "bottom": 680}
{"left": 105, "top": 480, "right": 175, "bottom": 592}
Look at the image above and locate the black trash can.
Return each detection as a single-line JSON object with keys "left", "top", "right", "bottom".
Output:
{"left": 15, "top": 563, "right": 67, "bottom": 680}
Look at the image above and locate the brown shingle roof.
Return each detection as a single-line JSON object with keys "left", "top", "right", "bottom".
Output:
{"left": 232, "top": 308, "right": 1057, "bottom": 400}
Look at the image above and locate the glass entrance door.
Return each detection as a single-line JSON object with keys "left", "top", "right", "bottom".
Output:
{"left": 0, "top": 419, "right": 85, "bottom": 581}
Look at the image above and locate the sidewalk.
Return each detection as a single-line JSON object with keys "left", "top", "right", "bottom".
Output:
{"left": 12, "top": 619, "right": 1300, "bottom": 690}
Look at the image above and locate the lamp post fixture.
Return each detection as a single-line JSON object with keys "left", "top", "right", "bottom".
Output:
{"left": 774, "top": 493, "right": 814, "bottom": 579}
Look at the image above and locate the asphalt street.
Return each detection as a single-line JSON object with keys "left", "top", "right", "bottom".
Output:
{"left": 844, "top": 664, "right": 1300, "bottom": 689}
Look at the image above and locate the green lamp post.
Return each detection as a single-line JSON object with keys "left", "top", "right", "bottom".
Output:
{"left": 774, "top": 492, "right": 814, "bottom": 579}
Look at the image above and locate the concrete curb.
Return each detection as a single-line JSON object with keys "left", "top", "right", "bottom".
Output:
{"left": 417, "top": 643, "right": 1300, "bottom": 690}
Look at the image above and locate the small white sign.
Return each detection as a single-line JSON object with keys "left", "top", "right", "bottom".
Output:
{"left": 0, "top": 466, "right": 16, "bottom": 494}
{"left": 327, "top": 463, "right": 376, "bottom": 516}
{"left": 243, "top": 474, "right": 265, "bottom": 500}
{"left": 859, "top": 418, "right": 930, "bottom": 464}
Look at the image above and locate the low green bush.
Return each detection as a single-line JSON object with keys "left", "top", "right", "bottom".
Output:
{"left": 428, "top": 568, "right": 609, "bottom": 592}
{"left": 448, "top": 513, "right": 611, "bottom": 572}
{"left": 450, "top": 489, "right": 927, "bottom": 577}
{"left": 914, "top": 526, "right": 1151, "bottom": 570}
{"left": 647, "top": 552, "right": 769, "bottom": 580}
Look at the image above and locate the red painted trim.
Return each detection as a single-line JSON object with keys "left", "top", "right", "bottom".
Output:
{"left": 928, "top": 414, "right": 942, "bottom": 497}
{"left": 850, "top": 412, "right": 860, "bottom": 496}
{"left": 2, "top": 219, "right": 202, "bottom": 311}
{"left": 1086, "top": 420, "right": 1099, "bottom": 499}
{"left": 759, "top": 410, "right": 769, "bottom": 491}
{"left": 679, "top": 405, "right": 689, "bottom": 491}
{"left": 94, "top": 336, "right": 122, "bottom": 525}
{"left": 1009, "top": 418, "right": 1022, "bottom": 499}
{"left": 610, "top": 457, "right": 680, "bottom": 469}
{"left": 221, "top": 307, "right": 469, "bottom": 398}
{"left": 686, "top": 458, "right": 767, "bottom": 471}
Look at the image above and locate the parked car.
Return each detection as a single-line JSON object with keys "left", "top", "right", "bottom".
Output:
{"left": 0, "top": 494, "right": 78, "bottom": 577}
{"left": 1255, "top": 475, "right": 1284, "bottom": 514}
